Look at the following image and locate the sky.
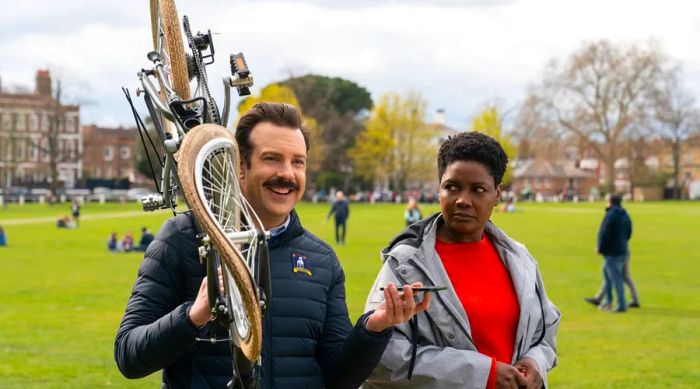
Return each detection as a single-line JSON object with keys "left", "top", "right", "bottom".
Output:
{"left": 2, "top": 0, "right": 700, "bottom": 129}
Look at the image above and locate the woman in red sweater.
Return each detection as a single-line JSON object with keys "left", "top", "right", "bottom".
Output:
{"left": 364, "top": 132, "right": 560, "bottom": 389}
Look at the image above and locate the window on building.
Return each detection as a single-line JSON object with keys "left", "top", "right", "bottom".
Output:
{"left": 67, "top": 140, "right": 75, "bottom": 160}
{"left": 104, "top": 146, "right": 113, "bottom": 161}
{"left": 105, "top": 166, "right": 113, "bottom": 178}
{"left": 120, "top": 146, "right": 130, "bottom": 159}
{"left": 29, "top": 141, "right": 38, "bottom": 161}
{"left": 16, "top": 113, "right": 25, "bottom": 131}
{"left": 29, "top": 113, "right": 38, "bottom": 131}
{"left": 42, "top": 138, "right": 50, "bottom": 162}
{"left": 0, "top": 113, "right": 11, "bottom": 130}
{"left": 41, "top": 114, "right": 50, "bottom": 132}
{"left": 16, "top": 140, "right": 26, "bottom": 161}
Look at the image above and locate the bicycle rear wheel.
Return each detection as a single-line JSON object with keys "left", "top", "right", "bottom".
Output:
{"left": 178, "top": 124, "right": 263, "bottom": 362}
{"left": 150, "top": 0, "right": 191, "bottom": 100}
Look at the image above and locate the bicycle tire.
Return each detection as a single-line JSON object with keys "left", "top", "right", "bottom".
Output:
{"left": 150, "top": 0, "right": 191, "bottom": 100}
{"left": 178, "top": 124, "right": 262, "bottom": 362}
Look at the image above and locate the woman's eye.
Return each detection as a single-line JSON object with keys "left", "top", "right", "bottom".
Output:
{"left": 474, "top": 187, "right": 485, "bottom": 193}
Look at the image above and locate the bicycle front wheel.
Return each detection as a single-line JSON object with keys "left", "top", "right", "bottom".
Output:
{"left": 150, "top": 0, "right": 190, "bottom": 100}
{"left": 178, "top": 124, "right": 262, "bottom": 362}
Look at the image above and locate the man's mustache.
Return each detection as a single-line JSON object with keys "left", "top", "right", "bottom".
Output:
{"left": 263, "top": 178, "right": 299, "bottom": 191}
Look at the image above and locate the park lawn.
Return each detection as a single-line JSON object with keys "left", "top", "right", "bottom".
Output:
{"left": 0, "top": 201, "right": 699, "bottom": 388}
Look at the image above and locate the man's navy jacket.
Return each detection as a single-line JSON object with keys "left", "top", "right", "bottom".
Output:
{"left": 115, "top": 210, "right": 391, "bottom": 388}
{"left": 597, "top": 204, "right": 632, "bottom": 256}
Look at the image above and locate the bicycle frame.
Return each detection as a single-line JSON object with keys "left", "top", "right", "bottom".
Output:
{"left": 124, "top": 2, "right": 268, "bottom": 386}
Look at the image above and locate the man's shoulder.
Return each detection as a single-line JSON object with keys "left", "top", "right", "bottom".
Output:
{"left": 293, "top": 228, "right": 336, "bottom": 258}
{"left": 154, "top": 213, "right": 197, "bottom": 244}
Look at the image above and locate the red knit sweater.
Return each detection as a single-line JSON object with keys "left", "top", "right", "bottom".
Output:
{"left": 436, "top": 234, "right": 520, "bottom": 389}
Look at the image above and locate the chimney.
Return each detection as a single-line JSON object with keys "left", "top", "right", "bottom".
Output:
{"left": 36, "top": 69, "right": 52, "bottom": 96}
{"left": 434, "top": 109, "right": 445, "bottom": 126}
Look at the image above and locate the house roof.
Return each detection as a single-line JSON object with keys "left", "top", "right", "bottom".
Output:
{"left": 513, "top": 159, "right": 595, "bottom": 179}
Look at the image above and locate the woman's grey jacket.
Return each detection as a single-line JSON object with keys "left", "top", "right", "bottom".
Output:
{"left": 363, "top": 214, "right": 560, "bottom": 388}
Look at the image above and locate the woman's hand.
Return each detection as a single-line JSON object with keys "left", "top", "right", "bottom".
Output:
{"left": 513, "top": 357, "right": 543, "bottom": 389}
{"left": 495, "top": 361, "right": 528, "bottom": 389}
{"left": 364, "top": 282, "right": 432, "bottom": 333}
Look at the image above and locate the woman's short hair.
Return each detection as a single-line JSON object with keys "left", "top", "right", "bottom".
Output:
{"left": 235, "top": 102, "right": 310, "bottom": 167}
{"left": 437, "top": 131, "right": 508, "bottom": 187}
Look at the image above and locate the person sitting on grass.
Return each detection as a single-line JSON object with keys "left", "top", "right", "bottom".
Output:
{"left": 56, "top": 215, "right": 75, "bottom": 229}
{"left": 135, "top": 227, "right": 154, "bottom": 252}
{"left": 122, "top": 232, "right": 134, "bottom": 252}
{"left": 0, "top": 225, "right": 6, "bottom": 247}
{"left": 108, "top": 233, "right": 119, "bottom": 252}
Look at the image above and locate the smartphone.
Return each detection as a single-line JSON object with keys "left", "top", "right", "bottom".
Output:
{"left": 379, "top": 286, "right": 447, "bottom": 292}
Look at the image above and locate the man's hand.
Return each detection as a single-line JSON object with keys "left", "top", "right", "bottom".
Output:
{"left": 188, "top": 269, "right": 225, "bottom": 328}
{"left": 513, "top": 357, "right": 543, "bottom": 389}
{"left": 364, "top": 282, "right": 432, "bottom": 333}
{"left": 495, "top": 361, "right": 528, "bottom": 389}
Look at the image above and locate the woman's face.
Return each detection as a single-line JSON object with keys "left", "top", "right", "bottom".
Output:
{"left": 438, "top": 160, "right": 501, "bottom": 243}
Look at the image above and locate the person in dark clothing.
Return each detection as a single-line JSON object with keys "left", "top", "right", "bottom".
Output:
{"left": 327, "top": 190, "right": 350, "bottom": 245}
{"left": 135, "top": 227, "right": 154, "bottom": 252}
{"left": 589, "top": 195, "right": 633, "bottom": 313}
{"left": 115, "top": 102, "right": 431, "bottom": 388}
{"left": 71, "top": 199, "right": 80, "bottom": 227}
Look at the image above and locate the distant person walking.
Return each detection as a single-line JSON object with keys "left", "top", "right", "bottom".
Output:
{"left": 71, "top": 199, "right": 81, "bottom": 228}
{"left": 586, "top": 195, "right": 637, "bottom": 312}
{"left": 404, "top": 197, "right": 422, "bottom": 226}
{"left": 327, "top": 190, "right": 349, "bottom": 245}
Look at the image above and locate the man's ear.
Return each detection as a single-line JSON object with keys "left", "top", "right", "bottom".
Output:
{"left": 239, "top": 158, "right": 246, "bottom": 180}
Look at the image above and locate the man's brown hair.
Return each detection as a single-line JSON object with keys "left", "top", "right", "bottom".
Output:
{"left": 235, "top": 102, "right": 310, "bottom": 167}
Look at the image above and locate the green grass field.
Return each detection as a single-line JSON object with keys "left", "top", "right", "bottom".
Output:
{"left": 1, "top": 201, "right": 699, "bottom": 388}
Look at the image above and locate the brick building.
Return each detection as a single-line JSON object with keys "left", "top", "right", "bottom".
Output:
{"left": 511, "top": 159, "right": 598, "bottom": 200}
{"left": 81, "top": 124, "right": 150, "bottom": 185}
{"left": 0, "top": 70, "right": 81, "bottom": 189}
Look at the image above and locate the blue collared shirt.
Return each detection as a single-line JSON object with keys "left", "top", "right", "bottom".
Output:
{"left": 269, "top": 215, "right": 291, "bottom": 238}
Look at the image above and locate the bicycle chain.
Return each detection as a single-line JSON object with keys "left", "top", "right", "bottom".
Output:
{"left": 183, "top": 15, "right": 220, "bottom": 125}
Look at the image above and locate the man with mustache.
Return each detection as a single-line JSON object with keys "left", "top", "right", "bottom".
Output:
{"left": 115, "top": 102, "right": 430, "bottom": 388}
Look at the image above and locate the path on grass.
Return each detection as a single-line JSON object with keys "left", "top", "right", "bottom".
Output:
{"left": 0, "top": 211, "right": 154, "bottom": 226}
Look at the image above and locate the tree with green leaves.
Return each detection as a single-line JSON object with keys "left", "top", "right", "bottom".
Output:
{"left": 281, "top": 75, "right": 372, "bottom": 190}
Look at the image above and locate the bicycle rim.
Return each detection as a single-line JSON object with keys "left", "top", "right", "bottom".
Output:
{"left": 150, "top": 0, "right": 190, "bottom": 100}
{"left": 178, "top": 124, "right": 262, "bottom": 362}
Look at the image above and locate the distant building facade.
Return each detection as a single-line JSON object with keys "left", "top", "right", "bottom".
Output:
{"left": 511, "top": 159, "right": 598, "bottom": 200}
{"left": 82, "top": 125, "right": 149, "bottom": 185}
{"left": 0, "top": 70, "right": 81, "bottom": 189}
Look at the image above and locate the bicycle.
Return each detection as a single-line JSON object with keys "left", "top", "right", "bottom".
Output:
{"left": 123, "top": 1, "right": 269, "bottom": 387}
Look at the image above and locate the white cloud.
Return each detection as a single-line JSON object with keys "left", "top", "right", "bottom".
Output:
{"left": 2, "top": 0, "right": 700, "bottom": 128}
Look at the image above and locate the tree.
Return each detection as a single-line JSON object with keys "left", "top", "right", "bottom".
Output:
{"left": 652, "top": 69, "right": 700, "bottom": 199}
{"left": 471, "top": 106, "right": 517, "bottom": 185}
{"left": 237, "top": 83, "right": 323, "bottom": 174}
{"left": 513, "top": 93, "right": 568, "bottom": 162}
{"left": 281, "top": 75, "right": 373, "bottom": 190}
{"left": 350, "top": 92, "right": 439, "bottom": 191}
{"left": 533, "top": 40, "right": 666, "bottom": 193}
